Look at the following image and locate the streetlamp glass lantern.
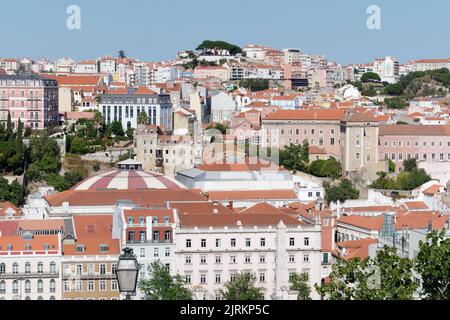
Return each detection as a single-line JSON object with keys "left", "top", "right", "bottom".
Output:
{"left": 116, "top": 247, "right": 140, "bottom": 294}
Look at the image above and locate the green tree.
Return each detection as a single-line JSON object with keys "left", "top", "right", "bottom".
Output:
{"left": 238, "top": 79, "right": 269, "bottom": 91}
{"left": 316, "top": 246, "right": 417, "bottom": 300}
{"left": 280, "top": 143, "right": 308, "bottom": 174}
{"left": 109, "top": 121, "right": 125, "bottom": 137}
{"left": 138, "top": 111, "right": 148, "bottom": 125}
{"left": 8, "top": 180, "right": 24, "bottom": 206}
{"left": 388, "top": 159, "right": 396, "bottom": 173}
{"left": 324, "top": 179, "right": 359, "bottom": 204}
{"left": 289, "top": 272, "right": 312, "bottom": 300}
{"left": 221, "top": 272, "right": 263, "bottom": 300}
{"left": 196, "top": 40, "right": 242, "bottom": 55}
{"left": 138, "top": 261, "right": 192, "bottom": 300}
{"left": 415, "top": 230, "right": 450, "bottom": 300}
{"left": 5, "top": 111, "right": 13, "bottom": 140}
{"left": 361, "top": 72, "right": 381, "bottom": 82}
{"left": 320, "top": 157, "right": 342, "bottom": 179}
{"left": 403, "top": 158, "right": 417, "bottom": 172}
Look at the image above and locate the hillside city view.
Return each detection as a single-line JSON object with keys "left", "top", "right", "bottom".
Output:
{"left": 0, "top": 0, "right": 449, "bottom": 307}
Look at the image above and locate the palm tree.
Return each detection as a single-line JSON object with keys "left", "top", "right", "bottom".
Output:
{"left": 138, "top": 111, "right": 148, "bottom": 125}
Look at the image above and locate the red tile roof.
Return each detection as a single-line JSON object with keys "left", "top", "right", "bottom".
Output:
{"left": 178, "top": 213, "right": 303, "bottom": 228}
{"left": 265, "top": 109, "right": 346, "bottom": 121}
{"left": 207, "top": 190, "right": 297, "bottom": 201}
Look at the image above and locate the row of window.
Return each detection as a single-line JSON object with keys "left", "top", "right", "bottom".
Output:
{"left": 383, "top": 140, "right": 450, "bottom": 147}
{"left": 385, "top": 153, "right": 450, "bottom": 161}
{"left": 63, "top": 263, "right": 115, "bottom": 276}
{"left": 0, "top": 279, "right": 56, "bottom": 294}
{"left": 140, "top": 247, "right": 171, "bottom": 258}
{"left": 63, "top": 280, "right": 118, "bottom": 292}
{"left": 278, "top": 128, "right": 335, "bottom": 136}
{"left": 184, "top": 270, "right": 310, "bottom": 285}
{"left": 184, "top": 252, "right": 310, "bottom": 265}
{"left": 0, "top": 262, "right": 57, "bottom": 275}
{"left": 127, "top": 230, "right": 172, "bottom": 242}
{"left": 185, "top": 237, "right": 310, "bottom": 248}
{"left": 127, "top": 216, "right": 171, "bottom": 225}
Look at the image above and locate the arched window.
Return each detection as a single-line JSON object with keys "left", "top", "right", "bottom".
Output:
{"left": 50, "top": 262, "right": 56, "bottom": 274}
{"left": 12, "top": 280, "right": 18, "bottom": 293}
{"left": 25, "top": 296, "right": 31, "bottom": 300}
{"left": 25, "top": 280, "right": 31, "bottom": 293}
{"left": 25, "top": 262, "right": 31, "bottom": 274}
{"left": 37, "top": 279, "right": 43, "bottom": 293}
{"left": 37, "top": 296, "right": 43, "bottom": 300}
{"left": 50, "top": 279, "right": 56, "bottom": 293}
{"left": 0, "top": 280, "right": 6, "bottom": 294}
{"left": 50, "top": 296, "right": 55, "bottom": 300}
{"left": 0, "top": 263, "right": 5, "bottom": 275}
{"left": 38, "top": 262, "right": 44, "bottom": 274}
{"left": 12, "top": 263, "right": 18, "bottom": 274}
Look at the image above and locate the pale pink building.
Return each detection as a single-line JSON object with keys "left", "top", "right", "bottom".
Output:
{"left": 378, "top": 124, "right": 450, "bottom": 172}
{"left": 261, "top": 109, "right": 346, "bottom": 159}
{"left": 0, "top": 75, "right": 59, "bottom": 129}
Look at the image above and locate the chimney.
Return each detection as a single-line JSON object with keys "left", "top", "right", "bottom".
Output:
{"left": 213, "top": 208, "right": 219, "bottom": 214}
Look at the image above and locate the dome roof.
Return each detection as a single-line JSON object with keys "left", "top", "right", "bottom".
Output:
{"left": 72, "top": 170, "right": 186, "bottom": 191}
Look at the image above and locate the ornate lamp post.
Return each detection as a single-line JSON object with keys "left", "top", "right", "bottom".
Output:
{"left": 115, "top": 247, "right": 139, "bottom": 300}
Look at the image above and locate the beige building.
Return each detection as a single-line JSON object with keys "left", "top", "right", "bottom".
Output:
{"left": 135, "top": 125, "right": 203, "bottom": 176}
{"left": 341, "top": 113, "right": 388, "bottom": 180}
{"left": 61, "top": 215, "right": 120, "bottom": 301}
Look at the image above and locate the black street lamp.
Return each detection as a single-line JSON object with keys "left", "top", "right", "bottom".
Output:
{"left": 115, "top": 247, "right": 139, "bottom": 300}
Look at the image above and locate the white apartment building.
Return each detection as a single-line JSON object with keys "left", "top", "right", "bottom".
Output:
{"left": 0, "top": 233, "right": 62, "bottom": 300}
{"left": 99, "top": 87, "right": 173, "bottom": 131}
{"left": 74, "top": 61, "right": 99, "bottom": 74}
{"left": 112, "top": 206, "right": 177, "bottom": 300}
{"left": 175, "top": 210, "right": 322, "bottom": 300}
{"left": 99, "top": 57, "right": 117, "bottom": 74}
{"left": 410, "top": 58, "right": 450, "bottom": 72}
{"left": 372, "top": 56, "right": 399, "bottom": 83}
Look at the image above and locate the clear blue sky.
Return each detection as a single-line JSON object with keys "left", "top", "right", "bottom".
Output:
{"left": 1, "top": 0, "right": 449, "bottom": 64}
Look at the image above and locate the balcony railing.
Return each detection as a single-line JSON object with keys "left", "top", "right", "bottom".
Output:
{"left": 0, "top": 272, "right": 59, "bottom": 280}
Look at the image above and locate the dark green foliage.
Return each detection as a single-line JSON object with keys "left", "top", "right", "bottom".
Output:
{"left": 279, "top": 141, "right": 309, "bottom": 174}
{"left": 46, "top": 169, "right": 83, "bottom": 192}
{"left": 324, "top": 179, "right": 359, "bottom": 204}
{"left": 415, "top": 230, "right": 450, "bottom": 300}
{"left": 0, "top": 177, "right": 24, "bottom": 206}
{"left": 361, "top": 72, "right": 381, "bottom": 82}
{"left": 138, "top": 261, "right": 192, "bottom": 300}
{"left": 316, "top": 246, "right": 417, "bottom": 300}
{"left": 403, "top": 158, "right": 417, "bottom": 172}
{"left": 388, "top": 159, "right": 396, "bottom": 172}
{"left": 196, "top": 40, "right": 242, "bottom": 55}
{"left": 289, "top": 272, "right": 312, "bottom": 300}
{"left": 238, "top": 79, "right": 269, "bottom": 91}
{"left": 308, "top": 157, "right": 342, "bottom": 179}
{"left": 384, "top": 97, "right": 408, "bottom": 109}
{"left": 221, "top": 272, "right": 263, "bottom": 300}
{"left": 371, "top": 166, "right": 431, "bottom": 191}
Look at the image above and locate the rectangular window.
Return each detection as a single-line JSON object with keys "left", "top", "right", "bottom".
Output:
{"left": 260, "top": 238, "right": 266, "bottom": 247}
{"left": 186, "top": 239, "right": 191, "bottom": 248}
{"left": 231, "top": 238, "right": 236, "bottom": 247}
{"left": 215, "top": 273, "right": 221, "bottom": 284}
{"left": 259, "top": 255, "right": 266, "bottom": 263}
{"left": 215, "top": 255, "right": 222, "bottom": 264}
{"left": 289, "top": 238, "right": 295, "bottom": 246}
{"left": 201, "top": 239, "right": 206, "bottom": 248}
{"left": 304, "top": 237, "right": 310, "bottom": 246}
{"left": 245, "top": 238, "right": 251, "bottom": 247}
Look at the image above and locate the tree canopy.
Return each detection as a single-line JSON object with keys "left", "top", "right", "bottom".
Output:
{"left": 196, "top": 40, "right": 242, "bottom": 55}
{"left": 289, "top": 272, "right": 312, "bottom": 300}
{"left": 221, "top": 272, "right": 263, "bottom": 300}
{"left": 279, "top": 141, "right": 309, "bottom": 174}
{"left": 415, "top": 230, "right": 450, "bottom": 300}
{"left": 316, "top": 246, "right": 417, "bottom": 300}
{"left": 361, "top": 72, "right": 381, "bottom": 82}
{"left": 138, "top": 261, "right": 192, "bottom": 300}
{"left": 323, "top": 179, "right": 359, "bottom": 204}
